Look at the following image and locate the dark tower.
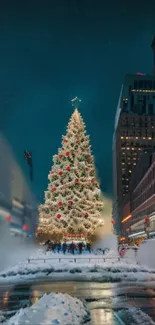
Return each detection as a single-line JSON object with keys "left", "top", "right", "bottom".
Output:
{"left": 151, "top": 36, "right": 155, "bottom": 73}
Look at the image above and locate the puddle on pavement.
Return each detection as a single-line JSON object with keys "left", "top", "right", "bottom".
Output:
{"left": 1, "top": 281, "right": 155, "bottom": 324}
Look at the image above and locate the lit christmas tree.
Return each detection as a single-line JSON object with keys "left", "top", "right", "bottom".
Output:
{"left": 37, "top": 97, "right": 104, "bottom": 242}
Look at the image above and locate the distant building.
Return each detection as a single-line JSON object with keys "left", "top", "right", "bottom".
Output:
{"left": 0, "top": 134, "right": 38, "bottom": 236}
{"left": 112, "top": 73, "right": 155, "bottom": 234}
{"left": 122, "top": 149, "right": 155, "bottom": 241}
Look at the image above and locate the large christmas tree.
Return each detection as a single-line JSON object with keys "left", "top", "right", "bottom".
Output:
{"left": 37, "top": 97, "right": 104, "bottom": 242}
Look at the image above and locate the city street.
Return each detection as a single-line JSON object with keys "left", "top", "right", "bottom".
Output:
{"left": 1, "top": 280, "right": 155, "bottom": 324}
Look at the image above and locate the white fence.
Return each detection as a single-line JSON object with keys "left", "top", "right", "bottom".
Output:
{"left": 27, "top": 256, "right": 124, "bottom": 263}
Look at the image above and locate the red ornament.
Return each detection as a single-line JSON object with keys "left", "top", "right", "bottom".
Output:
{"left": 50, "top": 171, "right": 54, "bottom": 174}
{"left": 91, "top": 178, "right": 95, "bottom": 183}
{"left": 66, "top": 166, "right": 70, "bottom": 171}
{"left": 59, "top": 171, "right": 63, "bottom": 176}
{"left": 76, "top": 141, "right": 80, "bottom": 144}
{"left": 75, "top": 179, "right": 79, "bottom": 183}
{"left": 23, "top": 224, "right": 29, "bottom": 231}
{"left": 52, "top": 187, "right": 56, "bottom": 191}
{"left": 59, "top": 155, "right": 63, "bottom": 159}
{"left": 63, "top": 139, "right": 67, "bottom": 143}
{"left": 58, "top": 201, "right": 62, "bottom": 207}
{"left": 111, "top": 219, "right": 115, "bottom": 225}
{"left": 68, "top": 200, "right": 73, "bottom": 205}
{"left": 145, "top": 217, "right": 149, "bottom": 223}
{"left": 66, "top": 152, "right": 70, "bottom": 156}
{"left": 85, "top": 212, "right": 88, "bottom": 217}
{"left": 57, "top": 214, "right": 61, "bottom": 219}
{"left": 86, "top": 168, "right": 89, "bottom": 171}
{"left": 6, "top": 215, "right": 12, "bottom": 223}
{"left": 78, "top": 162, "right": 80, "bottom": 166}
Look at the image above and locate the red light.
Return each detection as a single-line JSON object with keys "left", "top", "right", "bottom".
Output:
{"left": 6, "top": 215, "right": 12, "bottom": 222}
{"left": 23, "top": 224, "right": 29, "bottom": 231}
{"left": 145, "top": 217, "right": 149, "bottom": 223}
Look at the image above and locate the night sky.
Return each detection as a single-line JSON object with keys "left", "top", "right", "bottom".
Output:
{"left": 1, "top": 0, "right": 155, "bottom": 201}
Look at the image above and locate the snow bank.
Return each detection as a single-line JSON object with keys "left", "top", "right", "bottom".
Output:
{"left": 4, "top": 293, "right": 89, "bottom": 325}
{"left": 118, "top": 308, "right": 155, "bottom": 325}
{"left": 0, "top": 251, "right": 155, "bottom": 284}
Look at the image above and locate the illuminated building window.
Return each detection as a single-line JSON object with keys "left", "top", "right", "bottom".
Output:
{"left": 126, "top": 137, "right": 129, "bottom": 139}
{"left": 126, "top": 147, "right": 130, "bottom": 150}
{"left": 120, "top": 136, "right": 124, "bottom": 139}
{"left": 142, "top": 137, "right": 146, "bottom": 139}
{"left": 129, "top": 170, "right": 132, "bottom": 173}
{"left": 122, "top": 162, "right": 125, "bottom": 165}
{"left": 133, "top": 163, "right": 136, "bottom": 165}
{"left": 148, "top": 137, "right": 152, "bottom": 140}
{"left": 135, "top": 137, "right": 139, "bottom": 139}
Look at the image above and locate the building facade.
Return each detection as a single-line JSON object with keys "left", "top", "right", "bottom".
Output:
{"left": 0, "top": 134, "right": 38, "bottom": 236}
{"left": 121, "top": 150, "right": 155, "bottom": 242}
{"left": 113, "top": 73, "right": 155, "bottom": 234}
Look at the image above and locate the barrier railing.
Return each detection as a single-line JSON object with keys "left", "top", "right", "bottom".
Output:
{"left": 27, "top": 256, "right": 123, "bottom": 263}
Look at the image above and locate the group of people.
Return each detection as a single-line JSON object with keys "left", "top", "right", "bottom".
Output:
{"left": 44, "top": 240, "right": 91, "bottom": 255}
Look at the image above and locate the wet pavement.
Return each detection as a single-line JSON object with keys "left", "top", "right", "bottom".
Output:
{"left": 1, "top": 281, "right": 155, "bottom": 324}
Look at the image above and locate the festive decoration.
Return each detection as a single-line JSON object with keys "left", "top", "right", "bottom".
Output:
{"left": 111, "top": 219, "right": 115, "bottom": 225}
{"left": 63, "top": 139, "right": 67, "bottom": 143}
{"left": 145, "top": 217, "right": 149, "bottom": 223}
{"left": 37, "top": 103, "right": 104, "bottom": 242}
{"left": 6, "top": 215, "right": 12, "bottom": 223}
{"left": 23, "top": 224, "right": 29, "bottom": 231}
{"left": 50, "top": 171, "right": 54, "bottom": 174}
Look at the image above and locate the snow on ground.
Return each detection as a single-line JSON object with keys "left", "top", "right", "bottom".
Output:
{"left": 117, "top": 308, "right": 155, "bottom": 325}
{"left": 0, "top": 250, "right": 155, "bottom": 284}
{"left": 4, "top": 293, "right": 89, "bottom": 325}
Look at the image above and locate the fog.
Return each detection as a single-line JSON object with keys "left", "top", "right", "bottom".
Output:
{"left": 0, "top": 222, "right": 43, "bottom": 272}
{"left": 101, "top": 195, "right": 113, "bottom": 234}
{"left": 96, "top": 233, "right": 118, "bottom": 254}
{"left": 137, "top": 239, "right": 155, "bottom": 269}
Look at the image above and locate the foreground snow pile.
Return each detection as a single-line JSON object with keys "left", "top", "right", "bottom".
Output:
{"left": 5, "top": 293, "right": 89, "bottom": 325}
{"left": 1, "top": 252, "right": 155, "bottom": 284}
{"left": 118, "top": 308, "right": 155, "bottom": 325}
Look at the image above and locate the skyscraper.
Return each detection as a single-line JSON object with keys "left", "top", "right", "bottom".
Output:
{"left": 113, "top": 73, "right": 155, "bottom": 234}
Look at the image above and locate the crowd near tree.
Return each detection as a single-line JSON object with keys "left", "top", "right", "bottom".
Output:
{"left": 45, "top": 240, "right": 91, "bottom": 255}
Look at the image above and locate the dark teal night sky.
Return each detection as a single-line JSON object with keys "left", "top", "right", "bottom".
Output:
{"left": 1, "top": 0, "right": 155, "bottom": 201}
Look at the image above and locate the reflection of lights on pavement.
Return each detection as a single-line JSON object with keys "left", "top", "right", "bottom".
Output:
{"left": 32, "top": 290, "right": 39, "bottom": 303}
{"left": 3, "top": 291, "right": 9, "bottom": 305}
